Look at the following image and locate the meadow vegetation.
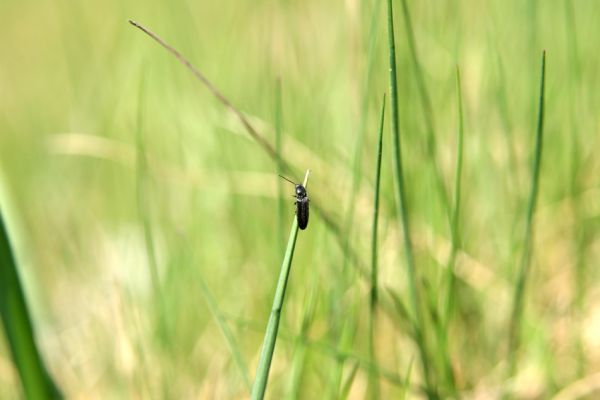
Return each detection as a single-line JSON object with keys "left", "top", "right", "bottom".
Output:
{"left": 0, "top": 0, "right": 599, "bottom": 398}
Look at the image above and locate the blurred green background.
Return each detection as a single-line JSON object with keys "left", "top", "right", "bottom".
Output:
{"left": 1, "top": 0, "right": 599, "bottom": 398}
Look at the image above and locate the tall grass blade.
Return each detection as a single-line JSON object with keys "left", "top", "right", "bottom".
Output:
{"left": 367, "top": 96, "right": 386, "bottom": 400}
{"left": 0, "top": 207, "right": 62, "bottom": 398}
{"left": 385, "top": 0, "right": 434, "bottom": 395}
{"left": 251, "top": 170, "right": 310, "bottom": 400}
{"left": 508, "top": 51, "right": 546, "bottom": 377}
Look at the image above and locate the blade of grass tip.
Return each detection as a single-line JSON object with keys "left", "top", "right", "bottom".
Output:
{"left": 0, "top": 206, "right": 62, "bottom": 399}
{"left": 275, "top": 79, "right": 285, "bottom": 253}
{"left": 251, "top": 170, "right": 310, "bottom": 400}
{"left": 368, "top": 95, "right": 386, "bottom": 400}
{"left": 508, "top": 51, "right": 546, "bottom": 378}
{"left": 127, "top": 19, "right": 370, "bottom": 286}
{"left": 386, "top": 0, "right": 434, "bottom": 395}
{"left": 197, "top": 276, "right": 251, "bottom": 390}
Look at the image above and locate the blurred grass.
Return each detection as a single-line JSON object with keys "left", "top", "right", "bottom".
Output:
{"left": 0, "top": 205, "right": 61, "bottom": 398}
{"left": 1, "top": 0, "right": 600, "bottom": 398}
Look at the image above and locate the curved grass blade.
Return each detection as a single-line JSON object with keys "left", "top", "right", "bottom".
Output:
{"left": 508, "top": 50, "right": 547, "bottom": 377}
{"left": 0, "top": 206, "right": 62, "bottom": 399}
{"left": 385, "top": 0, "right": 434, "bottom": 395}
{"left": 251, "top": 170, "right": 310, "bottom": 400}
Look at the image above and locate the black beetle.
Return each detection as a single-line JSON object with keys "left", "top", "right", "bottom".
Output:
{"left": 279, "top": 175, "right": 309, "bottom": 230}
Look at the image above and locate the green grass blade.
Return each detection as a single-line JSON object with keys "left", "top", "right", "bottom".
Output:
{"left": 251, "top": 170, "right": 310, "bottom": 400}
{"left": 386, "top": 0, "right": 433, "bottom": 395}
{"left": 508, "top": 51, "right": 547, "bottom": 377}
{"left": 0, "top": 207, "right": 62, "bottom": 399}
{"left": 368, "top": 95, "right": 386, "bottom": 400}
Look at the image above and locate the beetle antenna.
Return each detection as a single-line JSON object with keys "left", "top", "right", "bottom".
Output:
{"left": 278, "top": 174, "right": 297, "bottom": 186}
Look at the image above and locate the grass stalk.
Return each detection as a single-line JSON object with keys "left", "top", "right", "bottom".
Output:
{"left": 251, "top": 170, "right": 310, "bottom": 400}
{"left": 385, "top": 0, "right": 434, "bottom": 395}
{"left": 367, "top": 96, "right": 386, "bottom": 400}
{"left": 0, "top": 206, "right": 62, "bottom": 399}
{"left": 507, "top": 51, "right": 546, "bottom": 377}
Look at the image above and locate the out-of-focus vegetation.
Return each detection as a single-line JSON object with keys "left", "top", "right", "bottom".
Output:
{"left": 1, "top": 0, "right": 599, "bottom": 398}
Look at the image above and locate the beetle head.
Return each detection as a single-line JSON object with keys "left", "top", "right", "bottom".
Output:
{"left": 295, "top": 185, "right": 307, "bottom": 197}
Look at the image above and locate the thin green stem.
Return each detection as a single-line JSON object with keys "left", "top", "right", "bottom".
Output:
{"left": 368, "top": 96, "right": 386, "bottom": 400}
{"left": 508, "top": 51, "right": 546, "bottom": 377}
{"left": 251, "top": 171, "right": 310, "bottom": 400}
{"left": 386, "top": 0, "right": 434, "bottom": 396}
